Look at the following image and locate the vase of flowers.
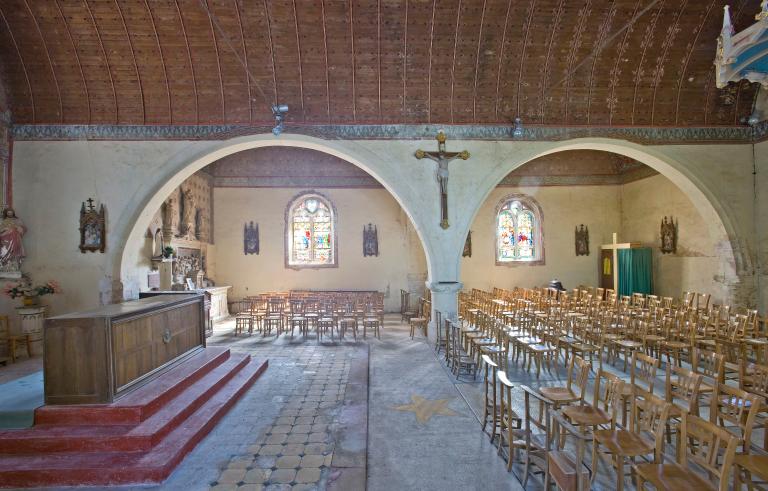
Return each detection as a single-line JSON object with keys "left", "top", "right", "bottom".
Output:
{"left": 3, "top": 280, "right": 61, "bottom": 306}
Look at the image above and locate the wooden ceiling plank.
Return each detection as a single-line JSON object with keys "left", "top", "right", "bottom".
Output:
{"left": 262, "top": 0, "right": 278, "bottom": 105}
{"left": 82, "top": 0, "right": 117, "bottom": 123}
{"left": 349, "top": 0, "right": 356, "bottom": 121}
{"left": 144, "top": 0, "right": 172, "bottom": 123}
{"left": 426, "top": 0, "right": 436, "bottom": 123}
{"left": 539, "top": 0, "right": 567, "bottom": 124}
{"left": 649, "top": 0, "right": 688, "bottom": 125}
{"left": 586, "top": 0, "right": 617, "bottom": 125}
{"left": 53, "top": 0, "right": 91, "bottom": 124}
{"left": 402, "top": 0, "right": 408, "bottom": 124}
{"left": 291, "top": 0, "right": 306, "bottom": 121}
{"left": 174, "top": 0, "right": 199, "bottom": 123}
{"left": 114, "top": 0, "right": 145, "bottom": 124}
{"left": 674, "top": 0, "right": 721, "bottom": 125}
{"left": 22, "top": 0, "right": 62, "bottom": 123}
{"left": 562, "top": 0, "right": 593, "bottom": 124}
{"left": 493, "top": 0, "right": 512, "bottom": 121}
{"left": 377, "top": 0, "right": 381, "bottom": 120}
{"left": 200, "top": 0, "right": 226, "bottom": 122}
{"left": 471, "top": 0, "right": 487, "bottom": 123}
{"left": 0, "top": 5, "right": 34, "bottom": 123}
{"left": 233, "top": 0, "right": 252, "bottom": 122}
{"left": 515, "top": 0, "right": 536, "bottom": 119}
{"left": 629, "top": 0, "right": 665, "bottom": 124}
{"left": 320, "top": 0, "right": 331, "bottom": 122}
{"left": 450, "top": 0, "right": 462, "bottom": 123}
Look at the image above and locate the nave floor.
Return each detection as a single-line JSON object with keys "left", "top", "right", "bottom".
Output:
{"left": 145, "top": 315, "right": 525, "bottom": 491}
{"left": 7, "top": 315, "right": 650, "bottom": 491}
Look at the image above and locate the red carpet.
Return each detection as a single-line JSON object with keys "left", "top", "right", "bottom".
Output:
{"left": 0, "top": 347, "right": 267, "bottom": 487}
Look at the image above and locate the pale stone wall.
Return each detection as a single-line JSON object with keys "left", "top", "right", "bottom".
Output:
{"left": 212, "top": 188, "right": 426, "bottom": 312}
{"left": 461, "top": 186, "right": 621, "bottom": 292}
{"left": 6, "top": 135, "right": 760, "bottom": 325}
{"left": 619, "top": 174, "right": 727, "bottom": 303}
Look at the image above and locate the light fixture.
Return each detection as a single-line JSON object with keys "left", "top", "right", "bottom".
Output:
{"left": 512, "top": 117, "right": 524, "bottom": 138}
{"left": 271, "top": 104, "right": 289, "bottom": 136}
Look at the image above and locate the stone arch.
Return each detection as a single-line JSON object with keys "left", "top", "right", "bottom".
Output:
{"left": 454, "top": 138, "right": 747, "bottom": 302}
{"left": 115, "top": 134, "right": 434, "bottom": 294}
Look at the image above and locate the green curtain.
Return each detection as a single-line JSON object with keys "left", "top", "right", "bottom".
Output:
{"left": 617, "top": 248, "right": 653, "bottom": 296}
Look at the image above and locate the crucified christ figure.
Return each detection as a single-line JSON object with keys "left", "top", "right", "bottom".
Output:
{"left": 414, "top": 131, "right": 470, "bottom": 229}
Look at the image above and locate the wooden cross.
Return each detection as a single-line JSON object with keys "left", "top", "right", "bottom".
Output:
{"left": 414, "top": 131, "right": 470, "bottom": 229}
{"left": 86, "top": 198, "right": 95, "bottom": 211}
{"left": 601, "top": 233, "right": 641, "bottom": 291}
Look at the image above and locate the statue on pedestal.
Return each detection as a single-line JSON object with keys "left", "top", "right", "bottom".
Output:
{"left": 181, "top": 188, "right": 197, "bottom": 240}
{"left": 0, "top": 208, "right": 26, "bottom": 278}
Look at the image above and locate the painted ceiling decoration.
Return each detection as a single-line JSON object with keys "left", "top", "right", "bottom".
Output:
{"left": 716, "top": 1, "right": 768, "bottom": 89}
{"left": 0, "top": 0, "right": 763, "bottom": 132}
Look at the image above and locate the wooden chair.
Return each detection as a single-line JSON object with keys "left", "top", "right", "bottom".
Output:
{"left": 400, "top": 290, "right": 416, "bottom": 323}
{"left": 447, "top": 319, "right": 477, "bottom": 380}
{"left": 664, "top": 364, "right": 703, "bottom": 444}
{"left": 546, "top": 410, "right": 592, "bottom": 491}
{"left": 617, "top": 352, "right": 660, "bottom": 427}
{"left": 433, "top": 310, "right": 448, "bottom": 354}
{"left": 338, "top": 305, "right": 358, "bottom": 341}
{"left": 409, "top": 298, "right": 428, "bottom": 339}
{"left": 633, "top": 413, "right": 739, "bottom": 491}
{"left": 234, "top": 314, "right": 251, "bottom": 336}
{"left": 481, "top": 354, "right": 501, "bottom": 441}
{"left": 539, "top": 355, "right": 590, "bottom": 408}
{"left": 709, "top": 382, "right": 761, "bottom": 454}
{"left": 264, "top": 297, "right": 284, "bottom": 336}
{"left": 287, "top": 298, "right": 308, "bottom": 338}
{"left": 520, "top": 384, "right": 554, "bottom": 487}
{"left": 592, "top": 392, "right": 672, "bottom": 491}
{"left": 496, "top": 371, "right": 523, "bottom": 472}
{"left": 690, "top": 348, "right": 725, "bottom": 410}
{"left": 562, "top": 369, "right": 624, "bottom": 436}
{"left": 0, "top": 315, "right": 31, "bottom": 363}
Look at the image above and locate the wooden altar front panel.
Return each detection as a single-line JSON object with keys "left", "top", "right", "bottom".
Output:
{"left": 111, "top": 301, "right": 201, "bottom": 391}
{"left": 44, "top": 295, "right": 205, "bottom": 405}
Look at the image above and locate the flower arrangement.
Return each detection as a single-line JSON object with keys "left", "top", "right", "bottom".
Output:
{"left": 3, "top": 280, "right": 62, "bottom": 300}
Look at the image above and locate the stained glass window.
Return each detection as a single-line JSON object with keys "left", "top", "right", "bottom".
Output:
{"left": 496, "top": 197, "right": 542, "bottom": 263}
{"left": 288, "top": 194, "right": 336, "bottom": 267}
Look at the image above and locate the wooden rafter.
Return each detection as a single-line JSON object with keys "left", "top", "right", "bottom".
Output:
{"left": 471, "top": 0, "right": 488, "bottom": 122}
{"left": 233, "top": 0, "right": 252, "bottom": 122}
{"left": 23, "top": 0, "right": 62, "bottom": 123}
{"left": 114, "top": 0, "right": 146, "bottom": 123}
{"left": 0, "top": 5, "right": 33, "bottom": 123}
{"left": 174, "top": 0, "right": 199, "bottom": 123}
{"left": 53, "top": 0, "right": 91, "bottom": 123}
{"left": 144, "top": 0, "right": 172, "bottom": 123}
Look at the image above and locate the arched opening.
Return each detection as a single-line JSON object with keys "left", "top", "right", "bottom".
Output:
{"left": 118, "top": 140, "right": 430, "bottom": 313}
{"left": 460, "top": 144, "right": 743, "bottom": 305}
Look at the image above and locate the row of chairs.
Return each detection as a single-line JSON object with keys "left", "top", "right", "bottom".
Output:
{"left": 458, "top": 285, "right": 768, "bottom": 490}
{"left": 232, "top": 292, "right": 384, "bottom": 341}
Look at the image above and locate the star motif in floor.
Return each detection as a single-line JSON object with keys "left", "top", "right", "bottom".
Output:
{"left": 392, "top": 395, "right": 457, "bottom": 424}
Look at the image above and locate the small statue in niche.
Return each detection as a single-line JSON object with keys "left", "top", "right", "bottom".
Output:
{"left": 244, "top": 221, "right": 259, "bottom": 255}
{"left": 660, "top": 216, "right": 677, "bottom": 254}
{"left": 152, "top": 228, "right": 164, "bottom": 260}
{"left": 181, "top": 187, "right": 196, "bottom": 240}
{"left": 0, "top": 207, "right": 26, "bottom": 277}
{"left": 163, "top": 195, "right": 178, "bottom": 238}
{"left": 363, "top": 223, "right": 379, "bottom": 257}
{"left": 463, "top": 231, "right": 472, "bottom": 257}
{"left": 79, "top": 198, "right": 106, "bottom": 253}
{"left": 575, "top": 224, "right": 589, "bottom": 256}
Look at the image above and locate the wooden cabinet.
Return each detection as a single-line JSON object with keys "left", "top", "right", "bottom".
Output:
{"left": 44, "top": 295, "right": 205, "bottom": 405}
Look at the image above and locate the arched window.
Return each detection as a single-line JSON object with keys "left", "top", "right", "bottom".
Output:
{"left": 495, "top": 195, "right": 544, "bottom": 265}
{"left": 286, "top": 192, "right": 338, "bottom": 268}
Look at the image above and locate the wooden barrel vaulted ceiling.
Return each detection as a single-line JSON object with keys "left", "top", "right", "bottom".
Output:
{"left": 0, "top": 0, "right": 761, "bottom": 127}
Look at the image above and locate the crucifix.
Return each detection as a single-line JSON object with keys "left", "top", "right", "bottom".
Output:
{"left": 600, "top": 233, "right": 641, "bottom": 292}
{"left": 414, "top": 131, "right": 470, "bottom": 229}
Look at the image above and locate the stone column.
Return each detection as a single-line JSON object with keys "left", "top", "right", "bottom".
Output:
{"left": 425, "top": 280, "right": 463, "bottom": 341}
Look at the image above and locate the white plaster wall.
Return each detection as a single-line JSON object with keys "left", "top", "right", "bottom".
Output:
{"left": 212, "top": 188, "right": 426, "bottom": 312}
{"left": 460, "top": 186, "right": 621, "bottom": 292}
{"left": 619, "top": 174, "right": 727, "bottom": 303}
